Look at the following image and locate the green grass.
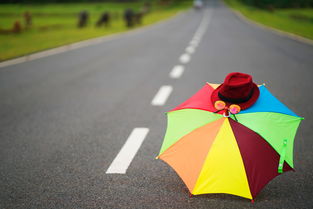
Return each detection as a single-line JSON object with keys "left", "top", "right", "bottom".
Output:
{"left": 0, "top": 1, "right": 192, "bottom": 61}
{"left": 224, "top": 0, "right": 313, "bottom": 40}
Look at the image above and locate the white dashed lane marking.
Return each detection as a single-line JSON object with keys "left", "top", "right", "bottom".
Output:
{"left": 185, "top": 46, "right": 195, "bottom": 54}
{"left": 170, "top": 65, "right": 185, "bottom": 79}
{"left": 106, "top": 128, "right": 149, "bottom": 174}
{"left": 107, "top": 9, "right": 214, "bottom": 175}
{"left": 151, "top": 85, "right": 173, "bottom": 106}
{"left": 179, "top": 53, "right": 191, "bottom": 64}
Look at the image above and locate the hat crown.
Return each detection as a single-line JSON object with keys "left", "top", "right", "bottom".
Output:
{"left": 219, "top": 72, "right": 254, "bottom": 102}
{"left": 211, "top": 72, "right": 260, "bottom": 110}
{"left": 225, "top": 72, "right": 252, "bottom": 87}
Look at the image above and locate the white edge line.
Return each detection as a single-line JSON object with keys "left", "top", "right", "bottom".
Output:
{"left": 106, "top": 128, "right": 149, "bottom": 174}
{"left": 151, "top": 85, "right": 173, "bottom": 106}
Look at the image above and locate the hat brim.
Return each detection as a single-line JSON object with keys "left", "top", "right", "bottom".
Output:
{"left": 211, "top": 83, "right": 260, "bottom": 110}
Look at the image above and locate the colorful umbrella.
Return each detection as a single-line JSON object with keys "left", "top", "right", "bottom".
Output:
{"left": 157, "top": 83, "right": 303, "bottom": 200}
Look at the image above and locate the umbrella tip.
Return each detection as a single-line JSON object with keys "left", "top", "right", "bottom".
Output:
{"left": 251, "top": 199, "right": 255, "bottom": 204}
{"left": 262, "top": 83, "right": 266, "bottom": 86}
{"left": 155, "top": 156, "right": 159, "bottom": 160}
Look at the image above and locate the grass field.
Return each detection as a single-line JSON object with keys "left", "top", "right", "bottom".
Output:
{"left": 224, "top": 0, "right": 313, "bottom": 41}
{"left": 0, "top": 1, "right": 192, "bottom": 61}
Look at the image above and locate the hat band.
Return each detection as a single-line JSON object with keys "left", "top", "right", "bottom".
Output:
{"left": 218, "top": 88, "right": 254, "bottom": 104}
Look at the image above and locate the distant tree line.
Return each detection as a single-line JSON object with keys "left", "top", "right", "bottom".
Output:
{"left": 239, "top": 0, "right": 313, "bottom": 8}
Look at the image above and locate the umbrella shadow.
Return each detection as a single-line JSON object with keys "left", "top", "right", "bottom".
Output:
{"left": 190, "top": 192, "right": 251, "bottom": 203}
{"left": 186, "top": 182, "right": 295, "bottom": 203}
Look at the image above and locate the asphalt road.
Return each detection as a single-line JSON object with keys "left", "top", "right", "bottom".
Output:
{"left": 1, "top": 0, "right": 313, "bottom": 208}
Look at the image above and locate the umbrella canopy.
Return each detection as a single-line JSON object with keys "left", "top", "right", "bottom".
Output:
{"left": 157, "top": 83, "right": 303, "bottom": 200}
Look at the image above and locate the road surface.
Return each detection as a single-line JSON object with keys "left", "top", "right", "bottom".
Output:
{"left": 1, "top": 0, "right": 313, "bottom": 208}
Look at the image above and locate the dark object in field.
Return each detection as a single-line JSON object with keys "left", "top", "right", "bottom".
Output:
{"left": 124, "top": 8, "right": 135, "bottom": 28}
{"left": 0, "top": 21, "right": 22, "bottom": 34}
{"left": 12, "top": 21, "right": 22, "bottom": 33}
{"left": 78, "top": 11, "right": 89, "bottom": 28}
{"left": 23, "top": 11, "right": 32, "bottom": 28}
{"left": 96, "top": 12, "right": 110, "bottom": 27}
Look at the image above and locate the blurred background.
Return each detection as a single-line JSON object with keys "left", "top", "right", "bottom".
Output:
{"left": 0, "top": 0, "right": 312, "bottom": 62}
{"left": 225, "top": 0, "right": 313, "bottom": 40}
{"left": 1, "top": 1, "right": 313, "bottom": 208}
{"left": 0, "top": 0, "right": 192, "bottom": 61}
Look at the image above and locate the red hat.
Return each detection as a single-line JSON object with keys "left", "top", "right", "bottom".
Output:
{"left": 211, "top": 72, "right": 260, "bottom": 110}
